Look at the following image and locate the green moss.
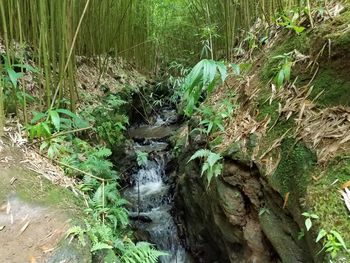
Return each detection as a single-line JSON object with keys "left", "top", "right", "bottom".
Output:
{"left": 257, "top": 99, "right": 279, "bottom": 123}
{"left": 271, "top": 139, "right": 316, "bottom": 202}
{"left": 317, "top": 9, "right": 350, "bottom": 51}
{"left": 311, "top": 67, "right": 350, "bottom": 107}
{"left": 307, "top": 158, "right": 350, "bottom": 249}
{"left": 261, "top": 32, "right": 311, "bottom": 82}
{"left": 0, "top": 167, "right": 83, "bottom": 215}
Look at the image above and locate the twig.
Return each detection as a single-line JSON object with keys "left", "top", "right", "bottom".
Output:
{"left": 53, "top": 159, "right": 110, "bottom": 182}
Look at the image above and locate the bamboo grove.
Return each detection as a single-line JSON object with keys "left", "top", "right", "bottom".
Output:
{"left": 0, "top": 0, "right": 321, "bottom": 131}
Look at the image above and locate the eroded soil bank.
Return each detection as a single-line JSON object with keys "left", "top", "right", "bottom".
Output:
{"left": 0, "top": 138, "right": 90, "bottom": 263}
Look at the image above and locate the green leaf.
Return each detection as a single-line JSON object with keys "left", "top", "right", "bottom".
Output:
{"left": 49, "top": 110, "right": 61, "bottom": 131}
{"left": 330, "top": 230, "right": 347, "bottom": 249}
{"left": 283, "top": 62, "right": 292, "bottom": 81}
{"left": 230, "top": 63, "right": 240, "bottom": 75}
{"left": 56, "top": 108, "right": 77, "bottom": 118}
{"left": 13, "top": 64, "right": 39, "bottom": 73}
{"left": 276, "top": 70, "right": 285, "bottom": 87}
{"left": 91, "top": 242, "right": 113, "bottom": 252}
{"left": 7, "top": 67, "right": 22, "bottom": 87}
{"left": 31, "top": 111, "right": 47, "bottom": 124}
{"left": 188, "top": 149, "right": 210, "bottom": 163}
{"left": 216, "top": 61, "right": 227, "bottom": 82}
{"left": 316, "top": 229, "right": 327, "bottom": 242}
{"left": 201, "top": 162, "right": 209, "bottom": 176}
{"left": 42, "top": 122, "right": 52, "bottom": 137}
{"left": 305, "top": 218, "right": 312, "bottom": 231}
{"left": 207, "top": 152, "right": 222, "bottom": 167}
{"left": 293, "top": 25, "right": 305, "bottom": 34}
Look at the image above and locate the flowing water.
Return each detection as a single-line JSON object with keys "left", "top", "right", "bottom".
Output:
{"left": 124, "top": 109, "right": 190, "bottom": 263}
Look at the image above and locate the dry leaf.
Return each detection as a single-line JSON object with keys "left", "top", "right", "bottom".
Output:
{"left": 340, "top": 188, "right": 350, "bottom": 213}
{"left": 19, "top": 221, "right": 30, "bottom": 235}
{"left": 283, "top": 192, "right": 290, "bottom": 209}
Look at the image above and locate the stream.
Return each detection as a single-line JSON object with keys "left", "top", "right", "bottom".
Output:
{"left": 124, "top": 108, "right": 190, "bottom": 263}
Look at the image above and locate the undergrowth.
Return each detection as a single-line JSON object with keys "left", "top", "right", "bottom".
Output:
{"left": 26, "top": 92, "right": 164, "bottom": 262}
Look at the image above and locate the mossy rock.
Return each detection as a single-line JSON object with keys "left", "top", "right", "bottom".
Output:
{"left": 310, "top": 67, "right": 350, "bottom": 107}
{"left": 271, "top": 138, "right": 316, "bottom": 202}
{"left": 307, "top": 158, "right": 350, "bottom": 261}
{"left": 261, "top": 32, "right": 311, "bottom": 82}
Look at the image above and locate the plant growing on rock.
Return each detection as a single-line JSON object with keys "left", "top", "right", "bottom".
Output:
{"left": 302, "top": 211, "right": 319, "bottom": 231}
{"left": 316, "top": 229, "right": 349, "bottom": 259}
{"left": 188, "top": 149, "right": 223, "bottom": 188}
{"left": 272, "top": 51, "right": 294, "bottom": 88}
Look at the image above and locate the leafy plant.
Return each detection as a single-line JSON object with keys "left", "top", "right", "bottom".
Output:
{"left": 316, "top": 229, "right": 349, "bottom": 259}
{"left": 272, "top": 52, "right": 294, "bottom": 88}
{"left": 27, "top": 108, "right": 85, "bottom": 139}
{"left": 120, "top": 241, "right": 168, "bottom": 263}
{"left": 302, "top": 211, "right": 319, "bottom": 231}
{"left": 275, "top": 12, "right": 305, "bottom": 34}
{"left": 92, "top": 94, "right": 129, "bottom": 146}
{"left": 1, "top": 56, "right": 38, "bottom": 114}
{"left": 181, "top": 59, "right": 227, "bottom": 116}
{"left": 188, "top": 149, "right": 223, "bottom": 188}
{"left": 136, "top": 151, "right": 148, "bottom": 167}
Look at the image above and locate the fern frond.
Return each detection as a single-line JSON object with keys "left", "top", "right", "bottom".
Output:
{"left": 121, "top": 242, "right": 168, "bottom": 263}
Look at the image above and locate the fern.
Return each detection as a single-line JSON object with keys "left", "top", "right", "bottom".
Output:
{"left": 121, "top": 242, "right": 168, "bottom": 263}
{"left": 66, "top": 226, "right": 87, "bottom": 246}
{"left": 188, "top": 149, "right": 223, "bottom": 188}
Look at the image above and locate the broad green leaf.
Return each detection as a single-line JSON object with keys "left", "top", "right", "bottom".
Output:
{"left": 217, "top": 62, "right": 227, "bottom": 82}
{"left": 42, "top": 122, "right": 52, "bottom": 137}
{"left": 330, "top": 230, "right": 347, "bottom": 249}
{"left": 201, "top": 162, "right": 209, "bottom": 176}
{"left": 283, "top": 62, "right": 292, "bottom": 81}
{"left": 7, "top": 67, "right": 22, "bottom": 87}
{"left": 207, "top": 152, "right": 222, "bottom": 167}
{"left": 31, "top": 111, "right": 47, "bottom": 123}
{"left": 316, "top": 229, "right": 327, "bottom": 242}
{"left": 49, "top": 110, "right": 61, "bottom": 131}
{"left": 230, "top": 63, "right": 240, "bottom": 75}
{"left": 188, "top": 149, "right": 210, "bottom": 163}
{"left": 277, "top": 70, "right": 285, "bottom": 87}
{"left": 56, "top": 108, "right": 77, "bottom": 118}
{"left": 13, "top": 64, "right": 39, "bottom": 73}
{"left": 305, "top": 218, "right": 312, "bottom": 231}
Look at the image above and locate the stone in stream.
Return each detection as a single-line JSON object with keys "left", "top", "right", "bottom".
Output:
{"left": 128, "top": 125, "right": 178, "bottom": 140}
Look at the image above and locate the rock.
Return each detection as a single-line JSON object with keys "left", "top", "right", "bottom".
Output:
{"left": 128, "top": 125, "right": 177, "bottom": 140}
{"left": 175, "top": 149, "right": 314, "bottom": 262}
{"left": 47, "top": 237, "right": 92, "bottom": 263}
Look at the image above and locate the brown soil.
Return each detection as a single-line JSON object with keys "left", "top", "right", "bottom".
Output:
{"left": 0, "top": 138, "right": 70, "bottom": 263}
{"left": 0, "top": 196, "right": 68, "bottom": 263}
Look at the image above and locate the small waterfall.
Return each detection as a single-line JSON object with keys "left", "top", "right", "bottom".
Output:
{"left": 124, "top": 109, "right": 190, "bottom": 263}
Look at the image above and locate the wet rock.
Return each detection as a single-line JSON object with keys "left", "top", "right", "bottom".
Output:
{"left": 47, "top": 237, "right": 92, "bottom": 263}
{"left": 217, "top": 180, "right": 246, "bottom": 226}
{"left": 129, "top": 125, "right": 177, "bottom": 140}
{"left": 175, "top": 150, "right": 313, "bottom": 263}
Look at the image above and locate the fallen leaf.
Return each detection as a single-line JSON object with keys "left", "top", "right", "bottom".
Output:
{"left": 341, "top": 180, "right": 350, "bottom": 189}
{"left": 19, "top": 220, "right": 30, "bottom": 235}
{"left": 6, "top": 200, "right": 11, "bottom": 214}
{"left": 0, "top": 225, "right": 5, "bottom": 231}
{"left": 29, "top": 255, "right": 37, "bottom": 263}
